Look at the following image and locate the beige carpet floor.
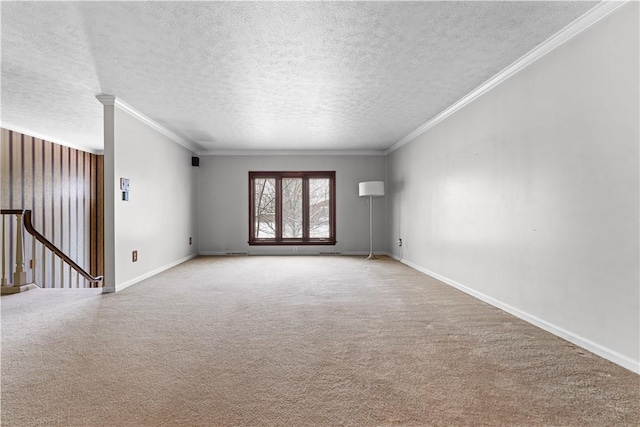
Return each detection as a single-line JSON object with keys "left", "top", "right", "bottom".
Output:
{"left": 1, "top": 256, "right": 638, "bottom": 426}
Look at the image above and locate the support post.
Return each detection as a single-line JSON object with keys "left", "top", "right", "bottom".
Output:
{"left": 1, "top": 212, "right": 35, "bottom": 295}
{"left": 13, "top": 213, "right": 28, "bottom": 286}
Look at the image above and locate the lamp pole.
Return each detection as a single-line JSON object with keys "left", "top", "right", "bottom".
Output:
{"left": 359, "top": 181, "right": 384, "bottom": 260}
{"left": 367, "top": 195, "right": 375, "bottom": 260}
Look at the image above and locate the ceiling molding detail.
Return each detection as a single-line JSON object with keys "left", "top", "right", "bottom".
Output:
{"left": 0, "top": 122, "right": 103, "bottom": 155}
{"left": 95, "top": 94, "right": 116, "bottom": 106}
{"left": 385, "top": 0, "right": 628, "bottom": 155}
{"left": 198, "top": 150, "right": 386, "bottom": 157}
{"left": 95, "top": 94, "right": 199, "bottom": 153}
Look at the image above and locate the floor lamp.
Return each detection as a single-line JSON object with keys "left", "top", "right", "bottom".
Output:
{"left": 359, "top": 181, "right": 385, "bottom": 260}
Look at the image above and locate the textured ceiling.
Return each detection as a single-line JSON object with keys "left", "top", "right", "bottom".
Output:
{"left": 1, "top": 1, "right": 598, "bottom": 153}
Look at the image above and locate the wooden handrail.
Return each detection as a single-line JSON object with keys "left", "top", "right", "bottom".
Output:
{"left": 1, "top": 209, "right": 103, "bottom": 283}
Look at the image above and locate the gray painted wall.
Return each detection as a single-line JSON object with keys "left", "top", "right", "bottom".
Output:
{"left": 386, "top": 3, "right": 639, "bottom": 370}
{"left": 197, "top": 155, "right": 386, "bottom": 255}
{"left": 105, "top": 106, "right": 198, "bottom": 292}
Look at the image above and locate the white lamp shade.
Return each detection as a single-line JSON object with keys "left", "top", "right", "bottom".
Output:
{"left": 359, "top": 181, "right": 385, "bottom": 197}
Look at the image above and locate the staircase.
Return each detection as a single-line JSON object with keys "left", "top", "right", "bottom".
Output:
{"left": 1, "top": 210, "right": 102, "bottom": 293}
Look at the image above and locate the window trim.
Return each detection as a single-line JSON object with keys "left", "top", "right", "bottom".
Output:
{"left": 249, "top": 171, "right": 336, "bottom": 246}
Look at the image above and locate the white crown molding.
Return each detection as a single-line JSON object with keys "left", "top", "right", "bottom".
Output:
{"left": 198, "top": 149, "right": 386, "bottom": 156}
{"left": 95, "top": 94, "right": 116, "bottom": 106}
{"left": 95, "top": 94, "right": 200, "bottom": 153}
{"left": 385, "top": 0, "right": 629, "bottom": 155}
{"left": 0, "top": 122, "right": 103, "bottom": 155}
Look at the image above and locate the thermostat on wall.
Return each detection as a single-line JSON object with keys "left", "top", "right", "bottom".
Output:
{"left": 120, "top": 178, "right": 130, "bottom": 201}
{"left": 120, "top": 178, "right": 130, "bottom": 191}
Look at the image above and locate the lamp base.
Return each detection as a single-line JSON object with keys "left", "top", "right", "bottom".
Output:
{"left": 365, "top": 253, "right": 378, "bottom": 260}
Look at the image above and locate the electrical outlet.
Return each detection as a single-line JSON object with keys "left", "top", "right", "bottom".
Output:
{"left": 189, "top": 237, "right": 192, "bottom": 245}
{"left": 397, "top": 238, "right": 403, "bottom": 247}
{"left": 132, "top": 250, "right": 138, "bottom": 262}
{"left": 293, "top": 246, "right": 298, "bottom": 252}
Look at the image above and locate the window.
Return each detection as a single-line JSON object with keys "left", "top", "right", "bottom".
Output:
{"left": 249, "top": 171, "right": 336, "bottom": 245}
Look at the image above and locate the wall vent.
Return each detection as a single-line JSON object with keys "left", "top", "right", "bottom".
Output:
{"left": 318, "top": 252, "right": 342, "bottom": 256}
{"left": 225, "top": 252, "right": 249, "bottom": 256}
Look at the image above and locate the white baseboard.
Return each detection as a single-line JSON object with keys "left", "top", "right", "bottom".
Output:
{"left": 199, "top": 250, "right": 374, "bottom": 257}
{"left": 385, "top": 253, "right": 639, "bottom": 374}
{"left": 103, "top": 253, "right": 198, "bottom": 293}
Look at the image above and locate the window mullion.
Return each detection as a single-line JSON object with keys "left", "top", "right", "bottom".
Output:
{"left": 302, "top": 177, "right": 309, "bottom": 241}
{"left": 249, "top": 176, "right": 255, "bottom": 240}
{"left": 330, "top": 172, "right": 336, "bottom": 241}
{"left": 275, "top": 177, "right": 283, "bottom": 241}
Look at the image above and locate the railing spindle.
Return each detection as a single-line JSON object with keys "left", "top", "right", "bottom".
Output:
{"left": 31, "top": 233, "right": 36, "bottom": 285}
{"left": 41, "top": 243, "right": 46, "bottom": 288}
{"left": 52, "top": 252, "right": 57, "bottom": 288}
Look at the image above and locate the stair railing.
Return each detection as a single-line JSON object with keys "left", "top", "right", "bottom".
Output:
{"left": 1, "top": 209, "right": 103, "bottom": 291}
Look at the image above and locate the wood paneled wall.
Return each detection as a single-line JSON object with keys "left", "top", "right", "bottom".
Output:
{"left": 1, "top": 129, "right": 103, "bottom": 287}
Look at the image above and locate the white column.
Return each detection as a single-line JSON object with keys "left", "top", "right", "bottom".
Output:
{"left": 96, "top": 94, "right": 117, "bottom": 293}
